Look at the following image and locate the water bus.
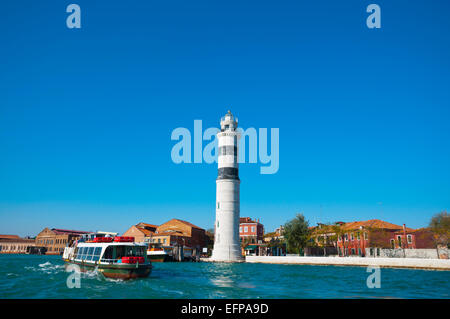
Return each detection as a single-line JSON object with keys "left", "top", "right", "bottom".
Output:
{"left": 63, "top": 236, "right": 152, "bottom": 280}
{"left": 146, "top": 243, "right": 168, "bottom": 262}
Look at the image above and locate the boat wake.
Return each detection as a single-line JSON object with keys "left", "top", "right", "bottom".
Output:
{"left": 25, "top": 261, "right": 64, "bottom": 274}
{"left": 81, "top": 268, "right": 104, "bottom": 281}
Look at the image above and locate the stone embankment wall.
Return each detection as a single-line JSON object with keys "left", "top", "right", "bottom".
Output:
{"left": 245, "top": 256, "right": 450, "bottom": 270}
{"left": 365, "top": 248, "right": 449, "bottom": 259}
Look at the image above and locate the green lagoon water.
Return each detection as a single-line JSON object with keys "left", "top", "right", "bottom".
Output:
{"left": 1, "top": 254, "right": 449, "bottom": 299}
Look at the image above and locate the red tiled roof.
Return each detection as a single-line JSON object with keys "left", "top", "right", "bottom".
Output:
{"left": 341, "top": 220, "right": 414, "bottom": 231}
{"left": 402, "top": 227, "right": 431, "bottom": 233}
{"left": 137, "top": 222, "right": 158, "bottom": 229}
{"left": 0, "top": 234, "right": 20, "bottom": 239}
{"left": 136, "top": 226, "right": 155, "bottom": 236}
{"left": 51, "top": 229, "right": 93, "bottom": 235}
{"left": 170, "top": 219, "right": 203, "bottom": 230}
{"left": 0, "top": 237, "right": 34, "bottom": 243}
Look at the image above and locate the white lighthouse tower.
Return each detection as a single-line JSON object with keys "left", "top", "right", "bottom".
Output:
{"left": 211, "top": 110, "right": 244, "bottom": 262}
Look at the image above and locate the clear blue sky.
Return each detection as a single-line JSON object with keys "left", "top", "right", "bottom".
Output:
{"left": 1, "top": 1, "right": 449, "bottom": 237}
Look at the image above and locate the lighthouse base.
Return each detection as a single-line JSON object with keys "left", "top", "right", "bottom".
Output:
{"left": 210, "top": 244, "right": 245, "bottom": 262}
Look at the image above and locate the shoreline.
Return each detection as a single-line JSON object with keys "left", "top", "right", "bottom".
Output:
{"left": 243, "top": 256, "right": 450, "bottom": 271}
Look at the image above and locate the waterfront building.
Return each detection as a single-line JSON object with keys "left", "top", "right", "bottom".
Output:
{"left": 154, "top": 219, "right": 207, "bottom": 248}
{"left": 239, "top": 217, "right": 264, "bottom": 244}
{"left": 35, "top": 228, "right": 92, "bottom": 255}
{"left": 309, "top": 219, "right": 449, "bottom": 259}
{"left": 150, "top": 230, "right": 187, "bottom": 246}
{"left": 310, "top": 219, "right": 418, "bottom": 257}
{"left": 124, "top": 219, "right": 207, "bottom": 249}
{"left": 389, "top": 227, "right": 436, "bottom": 250}
{"left": 275, "top": 225, "right": 285, "bottom": 237}
{"left": 0, "top": 236, "right": 35, "bottom": 254}
{"left": 243, "top": 243, "right": 266, "bottom": 256}
{"left": 389, "top": 227, "right": 448, "bottom": 258}
{"left": 211, "top": 111, "right": 244, "bottom": 262}
{"left": 341, "top": 220, "right": 415, "bottom": 257}
{"left": 262, "top": 227, "right": 287, "bottom": 256}
{"left": 122, "top": 223, "right": 158, "bottom": 242}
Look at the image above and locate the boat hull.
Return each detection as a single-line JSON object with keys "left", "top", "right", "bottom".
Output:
{"left": 147, "top": 254, "right": 167, "bottom": 262}
{"left": 65, "top": 260, "right": 152, "bottom": 280}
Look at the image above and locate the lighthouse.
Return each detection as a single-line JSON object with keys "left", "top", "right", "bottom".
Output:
{"left": 211, "top": 111, "right": 244, "bottom": 262}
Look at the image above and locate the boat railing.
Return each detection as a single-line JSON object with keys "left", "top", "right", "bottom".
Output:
{"left": 100, "top": 258, "right": 120, "bottom": 264}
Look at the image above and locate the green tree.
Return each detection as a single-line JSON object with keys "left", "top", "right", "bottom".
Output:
{"left": 283, "top": 213, "right": 310, "bottom": 255}
{"left": 429, "top": 211, "right": 450, "bottom": 256}
{"left": 205, "top": 228, "right": 215, "bottom": 256}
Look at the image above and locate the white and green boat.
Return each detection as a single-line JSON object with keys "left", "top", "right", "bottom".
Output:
{"left": 63, "top": 236, "right": 152, "bottom": 280}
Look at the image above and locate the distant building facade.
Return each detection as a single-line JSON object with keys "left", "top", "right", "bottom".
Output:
{"left": 309, "top": 219, "right": 447, "bottom": 258}
{"left": 333, "top": 220, "right": 410, "bottom": 257}
{"left": 154, "top": 219, "right": 207, "bottom": 248}
{"left": 390, "top": 227, "right": 435, "bottom": 250}
{"left": 124, "top": 219, "right": 208, "bottom": 249}
{"left": 0, "top": 235, "right": 35, "bottom": 254}
{"left": 35, "top": 228, "right": 92, "bottom": 255}
{"left": 239, "top": 217, "right": 264, "bottom": 244}
{"left": 123, "top": 223, "right": 158, "bottom": 243}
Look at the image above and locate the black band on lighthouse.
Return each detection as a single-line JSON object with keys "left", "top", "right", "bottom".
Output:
{"left": 217, "top": 167, "right": 239, "bottom": 180}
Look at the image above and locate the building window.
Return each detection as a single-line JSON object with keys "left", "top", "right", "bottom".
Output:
{"left": 357, "top": 233, "right": 360, "bottom": 240}
{"left": 217, "top": 202, "right": 220, "bottom": 209}
{"left": 397, "top": 235, "right": 402, "bottom": 247}
{"left": 351, "top": 248, "right": 355, "bottom": 255}
{"left": 376, "top": 248, "right": 380, "bottom": 256}
{"left": 407, "top": 235, "right": 412, "bottom": 244}
{"left": 364, "top": 232, "right": 368, "bottom": 240}
{"left": 344, "top": 234, "right": 348, "bottom": 241}
{"left": 390, "top": 239, "right": 395, "bottom": 249}
{"left": 251, "top": 226, "right": 255, "bottom": 233}
{"left": 239, "top": 227, "right": 242, "bottom": 233}
{"left": 244, "top": 227, "right": 248, "bottom": 233}
{"left": 351, "top": 233, "right": 354, "bottom": 241}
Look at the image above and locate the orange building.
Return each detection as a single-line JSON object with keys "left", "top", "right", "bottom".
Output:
{"left": 122, "top": 223, "right": 158, "bottom": 243}
{"left": 124, "top": 219, "right": 208, "bottom": 249}
{"left": 154, "top": 219, "right": 207, "bottom": 248}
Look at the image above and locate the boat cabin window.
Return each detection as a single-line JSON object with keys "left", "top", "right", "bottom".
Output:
{"left": 86, "top": 247, "right": 95, "bottom": 261}
{"left": 75, "top": 247, "right": 85, "bottom": 260}
{"left": 75, "top": 246, "right": 102, "bottom": 262}
{"left": 103, "top": 246, "right": 113, "bottom": 260}
{"left": 114, "top": 245, "right": 146, "bottom": 259}
{"left": 93, "top": 247, "right": 102, "bottom": 261}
